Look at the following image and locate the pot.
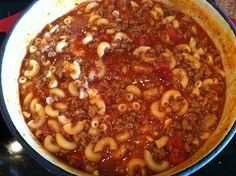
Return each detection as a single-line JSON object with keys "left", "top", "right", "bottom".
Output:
{"left": 1, "top": 0, "right": 236, "bottom": 175}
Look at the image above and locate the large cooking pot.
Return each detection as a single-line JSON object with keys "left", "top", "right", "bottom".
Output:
{"left": 1, "top": 0, "right": 236, "bottom": 175}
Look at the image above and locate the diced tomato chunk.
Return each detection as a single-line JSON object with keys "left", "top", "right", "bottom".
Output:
{"left": 179, "top": 17, "right": 191, "bottom": 28}
{"left": 137, "top": 35, "right": 154, "bottom": 46}
{"left": 40, "top": 124, "right": 52, "bottom": 136}
{"left": 64, "top": 132, "right": 73, "bottom": 141}
{"left": 180, "top": 20, "right": 188, "bottom": 28}
{"left": 144, "top": 114, "right": 162, "bottom": 125}
{"left": 166, "top": 27, "right": 182, "bottom": 44}
{"left": 168, "top": 151, "right": 187, "bottom": 165}
{"left": 211, "top": 85, "right": 224, "bottom": 95}
{"left": 166, "top": 135, "right": 184, "bottom": 151}
{"left": 70, "top": 151, "right": 83, "bottom": 161}
{"left": 154, "top": 59, "right": 173, "bottom": 84}
{"left": 132, "top": 65, "right": 152, "bottom": 75}
{"left": 166, "top": 135, "right": 187, "bottom": 165}
{"left": 155, "top": 59, "right": 170, "bottom": 70}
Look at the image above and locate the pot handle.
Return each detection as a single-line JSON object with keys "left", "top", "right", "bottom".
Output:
{"left": 231, "top": 17, "right": 236, "bottom": 25}
{"left": 0, "top": 11, "right": 23, "bottom": 33}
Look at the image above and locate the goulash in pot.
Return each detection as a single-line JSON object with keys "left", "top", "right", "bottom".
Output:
{"left": 18, "top": 0, "right": 226, "bottom": 175}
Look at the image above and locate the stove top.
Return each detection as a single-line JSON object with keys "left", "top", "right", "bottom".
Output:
{"left": 0, "top": 1, "right": 236, "bottom": 176}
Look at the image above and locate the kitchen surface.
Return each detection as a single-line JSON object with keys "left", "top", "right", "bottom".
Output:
{"left": 1, "top": 0, "right": 236, "bottom": 176}
{"left": 216, "top": 0, "right": 236, "bottom": 18}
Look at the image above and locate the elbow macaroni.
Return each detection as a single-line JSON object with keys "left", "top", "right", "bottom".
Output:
{"left": 27, "top": 103, "right": 46, "bottom": 129}
{"left": 161, "top": 89, "right": 181, "bottom": 107}
{"left": 144, "top": 150, "right": 170, "bottom": 172}
{"left": 97, "top": 41, "right": 111, "bottom": 58}
{"left": 90, "top": 97, "right": 106, "bottom": 115}
{"left": 118, "top": 103, "right": 128, "bottom": 112}
{"left": 44, "top": 135, "right": 61, "bottom": 153}
{"left": 94, "top": 137, "right": 118, "bottom": 152}
{"left": 133, "top": 46, "right": 151, "bottom": 57}
{"left": 29, "top": 98, "right": 39, "bottom": 113}
{"left": 48, "top": 76, "right": 58, "bottom": 88}
{"left": 202, "top": 78, "right": 219, "bottom": 87}
{"left": 71, "top": 61, "right": 81, "bottom": 80}
{"left": 175, "top": 44, "right": 191, "bottom": 53}
{"left": 95, "top": 60, "right": 105, "bottom": 79}
{"left": 150, "top": 101, "right": 166, "bottom": 119}
{"left": 56, "top": 40, "right": 68, "bottom": 53}
{"left": 116, "top": 131, "right": 131, "bottom": 142}
{"left": 182, "top": 53, "right": 201, "bottom": 69}
{"left": 206, "top": 55, "right": 214, "bottom": 65}
{"left": 127, "top": 158, "right": 145, "bottom": 176}
{"left": 213, "top": 66, "right": 226, "bottom": 78}
{"left": 88, "top": 126, "right": 99, "bottom": 136}
{"left": 54, "top": 102, "right": 68, "bottom": 112}
{"left": 68, "top": 81, "right": 80, "bottom": 97}
{"left": 114, "top": 32, "right": 130, "bottom": 41}
{"left": 143, "top": 87, "right": 159, "bottom": 100}
{"left": 24, "top": 59, "right": 40, "bottom": 79}
{"left": 161, "top": 49, "right": 176, "bottom": 69}
{"left": 85, "top": 143, "right": 102, "bottom": 162}
{"left": 155, "top": 136, "right": 170, "bottom": 149}
{"left": 49, "top": 88, "right": 65, "bottom": 98}
{"left": 126, "top": 85, "right": 142, "bottom": 97}
{"left": 85, "top": 2, "right": 99, "bottom": 13}
{"left": 141, "top": 0, "right": 153, "bottom": 6}
{"left": 130, "top": 1, "right": 140, "bottom": 8}
{"left": 48, "top": 119, "right": 60, "bottom": 133}
{"left": 45, "top": 105, "right": 59, "bottom": 117}
{"left": 63, "top": 120, "right": 86, "bottom": 135}
{"left": 114, "top": 145, "right": 127, "bottom": 159}
{"left": 172, "top": 68, "right": 189, "bottom": 89}
{"left": 192, "top": 80, "right": 202, "bottom": 96}
{"left": 132, "top": 102, "right": 141, "bottom": 111}
{"left": 58, "top": 115, "right": 70, "bottom": 125}
{"left": 153, "top": 6, "right": 164, "bottom": 16}
{"left": 96, "top": 18, "right": 110, "bottom": 26}
{"left": 189, "top": 37, "right": 205, "bottom": 55}
{"left": 55, "top": 133, "right": 77, "bottom": 150}
{"left": 23, "top": 92, "right": 33, "bottom": 106}
{"left": 88, "top": 14, "right": 101, "bottom": 24}
{"left": 176, "top": 99, "right": 189, "bottom": 116}
{"left": 91, "top": 116, "right": 100, "bottom": 129}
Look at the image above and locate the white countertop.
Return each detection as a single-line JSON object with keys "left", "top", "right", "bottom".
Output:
{"left": 216, "top": 0, "right": 236, "bottom": 18}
